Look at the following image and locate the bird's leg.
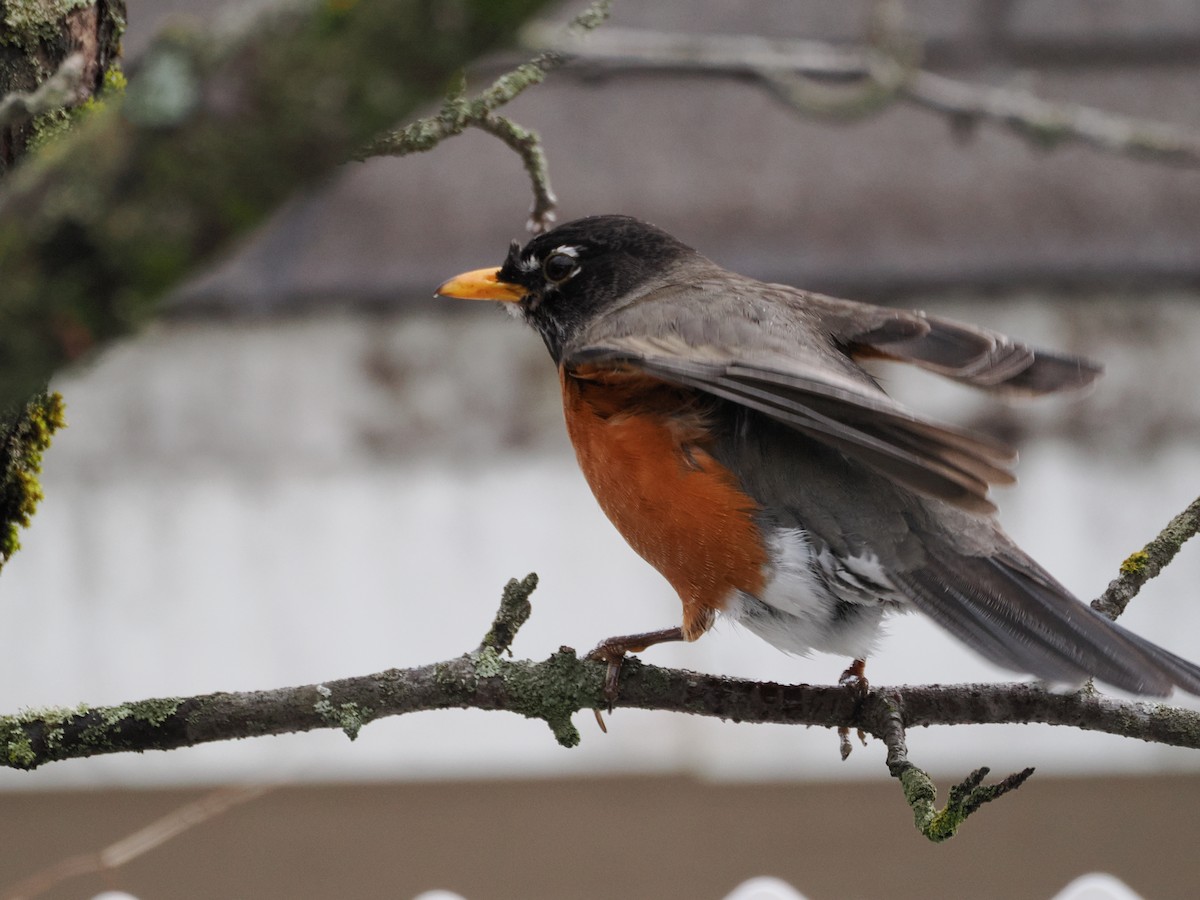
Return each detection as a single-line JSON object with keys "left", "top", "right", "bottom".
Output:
{"left": 587, "top": 626, "right": 685, "bottom": 713}
{"left": 839, "top": 657, "right": 869, "bottom": 691}
{"left": 838, "top": 658, "right": 870, "bottom": 760}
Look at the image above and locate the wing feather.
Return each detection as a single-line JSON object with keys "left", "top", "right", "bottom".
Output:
{"left": 839, "top": 309, "right": 1102, "bottom": 395}
{"left": 563, "top": 277, "right": 1100, "bottom": 512}
{"left": 570, "top": 341, "right": 1011, "bottom": 513}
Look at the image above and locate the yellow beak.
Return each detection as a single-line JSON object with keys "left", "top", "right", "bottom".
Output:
{"left": 434, "top": 267, "right": 526, "bottom": 302}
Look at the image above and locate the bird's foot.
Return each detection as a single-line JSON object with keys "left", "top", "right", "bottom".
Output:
{"left": 838, "top": 658, "right": 870, "bottom": 760}
{"left": 586, "top": 640, "right": 629, "bottom": 713}
{"left": 586, "top": 627, "right": 685, "bottom": 732}
{"left": 838, "top": 727, "right": 869, "bottom": 761}
{"left": 838, "top": 657, "right": 870, "bottom": 693}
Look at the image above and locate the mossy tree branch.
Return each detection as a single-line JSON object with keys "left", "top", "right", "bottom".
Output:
{"left": 0, "top": 0, "right": 123, "bottom": 573}
{"left": 5, "top": 651, "right": 1197, "bottom": 765}
{"left": 1092, "top": 494, "right": 1200, "bottom": 621}
{"left": 3, "top": 573, "right": 1199, "bottom": 843}
{"left": 357, "top": 60, "right": 562, "bottom": 232}
{"left": 0, "top": 392, "right": 66, "bottom": 571}
{"left": 878, "top": 690, "right": 1034, "bottom": 842}
{"left": 0, "top": 51, "right": 86, "bottom": 128}
{"left": 359, "top": 0, "right": 612, "bottom": 232}
{"left": 1, "top": 0, "right": 572, "bottom": 568}
{"left": 0, "top": 0, "right": 125, "bottom": 171}
{"left": 0, "top": 0, "right": 559, "bottom": 415}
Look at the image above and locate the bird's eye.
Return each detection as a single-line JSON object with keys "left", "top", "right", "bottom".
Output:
{"left": 542, "top": 252, "right": 578, "bottom": 284}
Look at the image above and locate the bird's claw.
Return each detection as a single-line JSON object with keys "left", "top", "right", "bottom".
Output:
{"left": 838, "top": 658, "right": 870, "bottom": 695}
{"left": 838, "top": 658, "right": 870, "bottom": 759}
{"left": 586, "top": 640, "right": 628, "bottom": 709}
{"left": 586, "top": 640, "right": 632, "bottom": 733}
{"left": 838, "top": 726, "right": 869, "bottom": 760}
{"left": 585, "top": 627, "right": 686, "bottom": 734}
{"left": 585, "top": 648, "right": 624, "bottom": 734}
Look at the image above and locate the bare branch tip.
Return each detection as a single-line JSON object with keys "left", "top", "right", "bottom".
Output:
{"left": 479, "top": 573, "right": 539, "bottom": 655}
{"left": 567, "top": 0, "right": 614, "bottom": 36}
{"left": 1092, "top": 493, "right": 1200, "bottom": 620}
{"left": 883, "top": 692, "right": 1035, "bottom": 842}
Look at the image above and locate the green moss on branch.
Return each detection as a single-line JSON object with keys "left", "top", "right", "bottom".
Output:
{"left": 0, "top": 0, "right": 556, "bottom": 411}
{"left": 0, "top": 392, "right": 66, "bottom": 570}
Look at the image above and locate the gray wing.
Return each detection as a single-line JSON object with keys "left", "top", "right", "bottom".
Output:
{"left": 565, "top": 276, "right": 1103, "bottom": 513}
{"left": 820, "top": 299, "right": 1102, "bottom": 395}
{"left": 571, "top": 336, "right": 1010, "bottom": 513}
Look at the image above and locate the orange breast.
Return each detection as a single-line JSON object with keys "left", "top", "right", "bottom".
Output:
{"left": 560, "top": 365, "right": 768, "bottom": 640}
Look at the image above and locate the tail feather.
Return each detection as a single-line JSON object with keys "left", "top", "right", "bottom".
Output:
{"left": 896, "top": 550, "right": 1200, "bottom": 696}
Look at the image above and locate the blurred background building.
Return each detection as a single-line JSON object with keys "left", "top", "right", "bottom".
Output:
{"left": 2, "top": 1, "right": 1199, "bottom": 898}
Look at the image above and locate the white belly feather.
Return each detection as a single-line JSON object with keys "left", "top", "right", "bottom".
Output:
{"left": 722, "top": 528, "right": 907, "bottom": 659}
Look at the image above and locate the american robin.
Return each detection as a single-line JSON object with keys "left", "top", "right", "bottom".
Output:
{"left": 436, "top": 214, "right": 1200, "bottom": 699}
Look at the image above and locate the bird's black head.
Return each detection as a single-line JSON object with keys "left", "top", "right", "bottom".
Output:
{"left": 438, "top": 215, "right": 698, "bottom": 361}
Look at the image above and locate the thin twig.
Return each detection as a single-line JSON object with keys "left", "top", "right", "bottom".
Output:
{"left": 1, "top": 784, "right": 270, "bottom": 900}
{"left": 906, "top": 70, "right": 1200, "bottom": 166}
{"left": 878, "top": 692, "right": 1034, "bottom": 841}
{"left": 362, "top": 0, "right": 612, "bottom": 231}
{"left": 525, "top": 25, "right": 1200, "bottom": 168}
{"left": 754, "top": 0, "right": 919, "bottom": 120}
{"left": 1092, "top": 495, "right": 1200, "bottom": 620}
{"left": 478, "top": 573, "right": 538, "bottom": 655}
{"left": 878, "top": 691, "right": 912, "bottom": 776}
{"left": 473, "top": 114, "right": 558, "bottom": 232}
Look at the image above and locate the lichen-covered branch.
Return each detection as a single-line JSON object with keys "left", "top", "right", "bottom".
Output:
{"left": 472, "top": 112, "right": 559, "bottom": 232}
{"left": 3, "top": 577, "right": 1198, "bottom": 766}
{"left": 0, "top": 0, "right": 558, "bottom": 413}
{"left": 358, "top": 65, "right": 561, "bottom": 232}
{"left": 479, "top": 573, "right": 538, "bottom": 654}
{"left": 1092, "top": 495, "right": 1200, "bottom": 621}
{"left": 360, "top": 0, "right": 612, "bottom": 232}
{"left": 525, "top": 24, "right": 1200, "bottom": 168}
{"left": 877, "top": 691, "right": 1033, "bottom": 842}
{"left": 3, "top": 573, "right": 1198, "bottom": 841}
